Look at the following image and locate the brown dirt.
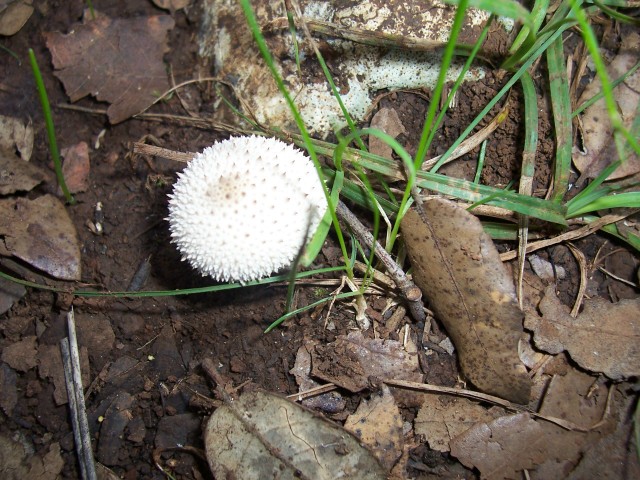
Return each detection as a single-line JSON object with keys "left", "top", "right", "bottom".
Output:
{"left": 1, "top": 2, "right": 638, "bottom": 479}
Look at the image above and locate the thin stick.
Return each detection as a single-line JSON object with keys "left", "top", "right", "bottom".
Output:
{"left": 62, "top": 308, "right": 97, "bottom": 480}
{"left": 499, "top": 213, "right": 633, "bottom": 261}
{"left": 336, "top": 201, "right": 425, "bottom": 323}
{"left": 60, "top": 340, "right": 86, "bottom": 480}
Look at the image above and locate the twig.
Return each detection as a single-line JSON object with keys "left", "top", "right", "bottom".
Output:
{"left": 335, "top": 201, "right": 425, "bottom": 323}
{"left": 500, "top": 212, "right": 635, "bottom": 261}
{"left": 61, "top": 308, "right": 97, "bottom": 480}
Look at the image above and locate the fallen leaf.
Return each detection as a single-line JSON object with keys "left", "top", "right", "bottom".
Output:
{"left": 45, "top": 14, "right": 175, "bottom": 124}
{"left": 573, "top": 32, "right": 640, "bottom": 180}
{"left": 0, "top": 0, "right": 33, "bottom": 36}
{"left": 37, "top": 344, "right": 90, "bottom": 405}
{"left": 414, "top": 395, "right": 503, "bottom": 452}
{"left": 0, "top": 195, "right": 81, "bottom": 280}
{"left": 0, "top": 433, "right": 64, "bottom": 480}
{"left": 0, "top": 114, "right": 34, "bottom": 161}
{"left": 0, "top": 150, "right": 46, "bottom": 195}
{"left": 369, "top": 107, "right": 406, "bottom": 159}
{"left": 1, "top": 335, "right": 38, "bottom": 371}
{"left": 290, "top": 340, "right": 346, "bottom": 413}
{"left": 310, "top": 331, "right": 422, "bottom": 393}
{"left": 450, "top": 367, "right": 612, "bottom": 479}
{"left": 344, "top": 385, "right": 404, "bottom": 471}
{"left": 204, "top": 390, "right": 386, "bottom": 479}
{"left": 525, "top": 285, "right": 640, "bottom": 380}
{"left": 401, "top": 199, "right": 531, "bottom": 403}
{"left": 61, "top": 141, "right": 90, "bottom": 193}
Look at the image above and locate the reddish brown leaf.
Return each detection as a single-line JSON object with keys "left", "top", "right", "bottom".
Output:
{"left": 45, "top": 14, "right": 174, "bottom": 124}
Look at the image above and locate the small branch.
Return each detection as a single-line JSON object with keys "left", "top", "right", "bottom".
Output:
{"left": 61, "top": 308, "right": 97, "bottom": 480}
{"left": 335, "top": 201, "right": 425, "bottom": 323}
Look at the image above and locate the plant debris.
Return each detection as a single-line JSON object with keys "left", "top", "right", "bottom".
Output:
{"left": 0, "top": 194, "right": 81, "bottom": 280}
{"left": 204, "top": 390, "right": 386, "bottom": 479}
{"left": 45, "top": 13, "right": 175, "bottom": 124}
{"left": 525, "top": 285, "right": 640, "bottom": 380}
{"left": 401, "top": 199, "right": 531, "bottom": 403}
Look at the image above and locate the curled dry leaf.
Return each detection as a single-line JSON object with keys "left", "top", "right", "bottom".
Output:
{"left": 344, "top": 386, "right": 404, "bottom": 471}
{"left": 525, "top": 285, "right": 640, "bottom": 380}
{"left": 204, "top": 390, "right": 386, "bottom": 480}
{"left": 310, "top": 331, "right": 422, "bottom": 393}
{"left": 0, "top": 194, "right": 81, "bottom": 280}
{"left": 401, "top": 199, "right": 531, "bottom": 403}
{"left": 45, "top": 14, "right": 175, "bottom": 124}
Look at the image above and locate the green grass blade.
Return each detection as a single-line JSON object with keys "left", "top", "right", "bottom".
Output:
{"left": 28, "top": 49, "right": 75, "bottom": 205}
{"left": 431, "top": 19, "right": 575, "bottom": 174}
{"left": 510, "top": 0, "right": 550, "bottom": 53}
{"left": 547, "top": 35, "right": 573, "bottom": 202}
{"left": 239, "top": 0, "right": 352, "bottom": 276}
{"left": 422, "top": 14, "right": 494, "bottom": 171}
{"left": 445, "top": 0, "right": 532, "bottom": 26}
{"left": 567, "top": 192, "right": 640, "bottom": 217}
{"left": 414, "top": 0, "right": 469, "bottom": 168}
{"left": 301, "top": 170, "right": 343, "bottom": 266}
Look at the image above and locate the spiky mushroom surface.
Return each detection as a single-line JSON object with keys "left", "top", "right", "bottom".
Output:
{"left": 167, "top": 136, "right": 327, "bottom": 283}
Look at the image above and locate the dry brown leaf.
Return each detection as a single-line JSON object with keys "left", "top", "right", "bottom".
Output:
{"left": 414, "top": 395, "right": 503, "bottom": 452}
{"left": 450, "top": 367, "right": 612, "bottom": 479}
{"left": 1, "top": 335, "right": 38, "bottom": 371}
{"left": 290, "top": 340, "right": 346, "bottom": 413}
{"left": 0, "top": 195, "right": 81, "bottom": 280}
{"left": 0, "top": 150, "right": 45, "bottom": 195}
{"left": 573, "top": 32, "right": 640, "bottom": 180}
{"left": 525, "top": 285, "right": 640, "bottom": 380}
{"left": 369, "top": 107, "right": 406, "bottom": 159}
{"left": 0, "top": 433, "right": 64, "bottom": 480}
{"left": 310, "top": 331, "right": 422, "bottom": 393}
{"left": 0, "top": 114, "right": 33, "bottom": 161}
{"left": 45, "top": 14, "right": 175, "bottom": 124}
{"left": 204, "top": 390, "right": 386, "bottom": 479}
{"left": 401, "top": 199, "right": 531, "bottom": 403}
{"left": 344, "top": 386, "right": 404, "bottom": 471}
{"left": 0, "top": 0, "right": 33, "bottom": 36}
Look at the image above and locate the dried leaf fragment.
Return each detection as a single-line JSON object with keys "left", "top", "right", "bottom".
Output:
{"left": 0, "top": 150, "right": 46, "bottom": 195}
{"left": 525, "top": 285, "right": 640, "bottom": 380}
{"left": 45, "top": 14, "right": 175, "bottom": 124}
{"left": 400, "top": 199, "right": 531, "bottom": 403}
{"left": 0, "top": 194, "right": 81, "bottom": 280}
{"left": 204, "top": 390, "right": 385, "bottom": 480}
{"left": 0, "top": 0, "right": 33, "bottom": 36}
{"left": 415, "top": 395, "right": 503, "bottom": 452}
{"left": 573, "top": 33, "right": 640, "bottom": 180}
{"left": 344, "top": 386, "right": 403, "bottom": 470}
{"left": 310, "top": 331, "right": 422, "bottom": 392}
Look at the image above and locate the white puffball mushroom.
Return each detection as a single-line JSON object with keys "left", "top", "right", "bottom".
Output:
{"left": 167, "top": 136, "right": 327, "bottom": 283}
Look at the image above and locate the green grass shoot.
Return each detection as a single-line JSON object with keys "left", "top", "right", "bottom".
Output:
{"left": 28, "top": 48, "right": 75, "bottom": 205}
